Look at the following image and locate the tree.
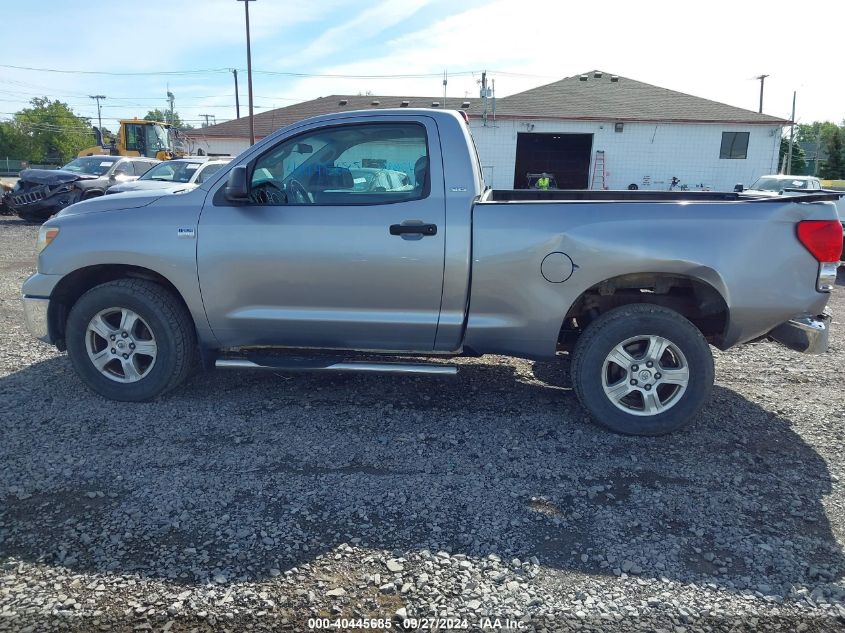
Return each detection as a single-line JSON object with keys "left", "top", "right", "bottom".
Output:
{"left": 796, "top": 121, "right": 841, "bottom": 147}
{"left": 819, "top": 129, "right": 845, "bottom": 180}
{"left": 779, "top": 137, "right": 807, "bottom": 175}
{"left": 144, "top": 109, "right": 193, "bottom": 129}
{"left": 0, "top": 98, "right": 92, "bottom": 164}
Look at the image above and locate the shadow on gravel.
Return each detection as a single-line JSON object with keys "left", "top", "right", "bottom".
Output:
{"left": 0, "top": 355, "right": 841, "bottom": 596}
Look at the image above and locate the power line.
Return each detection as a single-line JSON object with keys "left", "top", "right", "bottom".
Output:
{"left": 0, "top": 62, "right": 549, "bottom": 80}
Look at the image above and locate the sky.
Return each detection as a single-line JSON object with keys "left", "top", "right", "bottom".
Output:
{"left": 1, "top": 0, "right": 843, "bottom": 132}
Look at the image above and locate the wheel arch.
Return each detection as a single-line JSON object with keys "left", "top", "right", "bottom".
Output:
{"left": 47, "top": 264, "right": 192, "bottom": 351}
{"left": 558, "top": 271, "right": 731, "bottom": 351}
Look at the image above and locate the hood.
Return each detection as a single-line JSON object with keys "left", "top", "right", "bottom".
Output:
{"left": 18, "top": 169, "right": 99, "bottom": 185}
{"left": 109, "top": 180, "right": 197, "bottom": 194}
{"left": 55, "top": 190, "right": 169, "bottom": 218}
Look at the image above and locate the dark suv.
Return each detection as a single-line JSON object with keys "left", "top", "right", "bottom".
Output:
{"left": 9, "top": 156, "right": 158, "bottom": 222}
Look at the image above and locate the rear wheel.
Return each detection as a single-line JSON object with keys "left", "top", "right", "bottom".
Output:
{"left": 66, "top": 279, "right": 196, "bottom": 401}
{"left": 571, "top": 304, "right": 714, "bottom": 435}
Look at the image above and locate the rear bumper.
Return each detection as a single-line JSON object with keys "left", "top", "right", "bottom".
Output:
{"left": 21, "top": 296, "right": 51, "bottom": 343}
{"left": 768, "top": 311, "right": 831, "bottom": 354}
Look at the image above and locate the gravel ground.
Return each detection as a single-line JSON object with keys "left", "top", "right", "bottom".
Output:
{"left": 0, "top": 214, "right": 843, "bottom": 632}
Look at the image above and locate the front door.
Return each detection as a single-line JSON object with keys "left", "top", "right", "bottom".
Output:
{"left": 197, "top": 118, "right": 446, "bottom": 352}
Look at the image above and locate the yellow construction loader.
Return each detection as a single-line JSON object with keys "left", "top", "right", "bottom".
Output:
{"left": 78, "top": 119, "right": 185, "bottom": 160}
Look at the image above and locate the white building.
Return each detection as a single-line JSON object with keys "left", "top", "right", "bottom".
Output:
{"left": 186, "top": 70, "right": 786, "bottom": 191}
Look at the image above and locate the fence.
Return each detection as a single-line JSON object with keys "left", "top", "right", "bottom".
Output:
{"left": 0, "top": 158, "right": 61, "bottom": 176}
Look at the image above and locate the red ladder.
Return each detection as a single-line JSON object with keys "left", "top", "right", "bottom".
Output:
{"left": 590, "top": 151, "right": 607, "bottom": 190}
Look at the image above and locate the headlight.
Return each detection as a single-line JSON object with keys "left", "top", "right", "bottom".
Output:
{"left": 53, "top": 183, "right": 75, "bottom": 195}
{"left": 36, "top": 226, "right": 60, "bottom": 253}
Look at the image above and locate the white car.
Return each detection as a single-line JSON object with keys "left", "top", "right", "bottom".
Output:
{"left": 744, "top": 175, "right": 823, "bottom": 194}
{"left": 744, "top": 175, "right": 843, "bottom": 261}
{"left": 106, "top": 157, "right": 231, "bottom": 195}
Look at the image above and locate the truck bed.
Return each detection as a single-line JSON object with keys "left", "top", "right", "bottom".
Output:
{"left": 482, "top": 189, "right": 843, "bottom": 204}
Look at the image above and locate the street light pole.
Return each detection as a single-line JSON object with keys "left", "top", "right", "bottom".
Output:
{"left": 237, "top": 0, "right": 256, "bottom": 145}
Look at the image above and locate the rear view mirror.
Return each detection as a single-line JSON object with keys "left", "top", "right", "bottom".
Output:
{"left": 225, "top": 165, "right": 249, "bottom": 201}
{"left": 733, "top": 183, "right": 744, "bottom": 193}
{"left": 294, "top": 143, "right": 313, "bottom": 154}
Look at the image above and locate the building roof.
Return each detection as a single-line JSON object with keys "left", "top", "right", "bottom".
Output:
{"left": 493, "top": 71, "right": 787, "bottom": 124}
{"left": 186, "top": 70, "right": 786, "bottom": 140}
{"left": 187, "top": 95, "right": 484, "bottom": 138}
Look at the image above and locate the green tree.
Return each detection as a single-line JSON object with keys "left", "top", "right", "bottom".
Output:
{"left": 779, "top": 137, "right": 807, "bottom": 175}
{"left": 144, "top": 109, "right": 192, "bottom": 129}
{"left": 0, "top": 121, "right": 27, "bottom": 159}
{"left": 0, "top": 98, "right": 92, "bottom": 164}
{"left": 796, "top": 120, "right": 841, "bottom": 146}
{"left": 819, "top": 129, "right": 845, "bottom": 179}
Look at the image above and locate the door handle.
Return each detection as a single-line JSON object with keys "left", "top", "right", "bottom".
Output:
{"left": 389, "top": 222, "right": 437, "bottom": 236}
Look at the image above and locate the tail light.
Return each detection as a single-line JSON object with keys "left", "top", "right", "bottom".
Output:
{"left": 797, "top": 220, "right": 842, "bottom": 262}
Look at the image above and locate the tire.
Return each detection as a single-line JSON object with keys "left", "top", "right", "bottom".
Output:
{"left": 570, "top": 304, "right": 714, "bottom": 436}
{"left": 65, "top": 279, "right": 196, "bottom": 401}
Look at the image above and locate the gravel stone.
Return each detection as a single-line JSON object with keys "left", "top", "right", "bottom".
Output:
{"left": 0, "top": 216, "right": 843, "bottom": 631}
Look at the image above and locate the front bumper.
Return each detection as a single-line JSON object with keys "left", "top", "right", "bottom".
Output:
{"left": 21, "top": 296, "right": 51, "bottom": 343}
{"left": 768, "top": 311, "right": 831, "bottom": 354}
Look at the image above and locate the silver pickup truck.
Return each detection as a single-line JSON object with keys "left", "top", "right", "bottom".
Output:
{"left": 21, "top": 110, "right": 842, "bottom": 435}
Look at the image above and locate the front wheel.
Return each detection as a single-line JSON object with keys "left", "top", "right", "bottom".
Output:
{"left": 66, "top": 279, "right": 196, "bottom": 401}
{"left": 570, "top": 304, "right": 714, "bottom": 436}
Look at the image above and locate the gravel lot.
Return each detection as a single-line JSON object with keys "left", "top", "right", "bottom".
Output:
{"left": 0, "top": 214, "right": 843, "bottom": 632}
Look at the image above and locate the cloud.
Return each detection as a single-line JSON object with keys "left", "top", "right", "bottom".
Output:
{"left": 279, "top": 0, "right": 433, "bottom": 68}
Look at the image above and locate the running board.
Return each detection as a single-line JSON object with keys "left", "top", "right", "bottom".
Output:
{"left": 215, "top": 357, "right": 458, "bottom": 375}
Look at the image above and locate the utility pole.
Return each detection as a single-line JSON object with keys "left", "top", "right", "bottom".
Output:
{"left": 787, "top": 90, "right": 796, "bottom": 175}
{"left": 755, "top": 74, "right": 769, "bottom": 113}
{"left": 237, "top": 0, "right": 256, "bottom": 144}
{"left": 480, "top": 71, "right": 488, "bottom": 126}
{"left": 167, "top": 91, "right": 175, "bottom": 125}
{"left": 89, "top": 95, "right": 106, "bottom": 130}
{"left": 200, "top": 114, "right": 213, "bottom": 128}
{"left": 231, "top": 68, "right": 240, "bottom": 119}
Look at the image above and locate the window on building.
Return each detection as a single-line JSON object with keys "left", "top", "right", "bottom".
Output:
{"left": 720, "top": 132, "right": 750, "bottom": 159}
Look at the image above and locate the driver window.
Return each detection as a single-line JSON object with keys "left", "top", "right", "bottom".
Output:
{"left": 249, "top": 122, "right": 429, "bottom": 206}
{"left": 125, "top": 125, "right": 142, "bottom": 152}
{"left": 113, "top": 162, "right": 134, "bottom": 176}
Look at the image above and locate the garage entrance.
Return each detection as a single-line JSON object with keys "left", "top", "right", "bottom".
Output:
{"left": 513, "top": 133, "right": 593, "bottom": 189}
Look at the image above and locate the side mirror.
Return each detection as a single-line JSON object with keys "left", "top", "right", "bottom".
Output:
{"left": 225, "top": 165, "right": 250, "bottom": 201}
{"left": 109, "top": 173, "right": 117, "bottom": 182}
{"left": 733, "top": 183, "right": 744, "bottom": 192}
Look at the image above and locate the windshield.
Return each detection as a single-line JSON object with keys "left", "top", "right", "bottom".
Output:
{"left": 144, "top": 124, "right": 172, "bottom": 156}
{"left": 750, "top": 177, "right": 809, "bottom": 191}
{"left": 62, "top": 156, "right": 118, "bottom": 176}
{"left": 141, "top": 161, "right": 203, "bottom": 183}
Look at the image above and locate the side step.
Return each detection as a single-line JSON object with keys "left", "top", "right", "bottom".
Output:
{"left": 215, "top": 356, "right": 458, "bottom": 375}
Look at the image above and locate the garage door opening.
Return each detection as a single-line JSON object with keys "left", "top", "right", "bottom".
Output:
{"left": 513, "top": 133, "right": 593, "bottom": 189}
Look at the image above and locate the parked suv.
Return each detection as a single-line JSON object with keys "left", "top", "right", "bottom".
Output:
{"left": 10, "top": 156, "right": 158, "bottom": 222}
